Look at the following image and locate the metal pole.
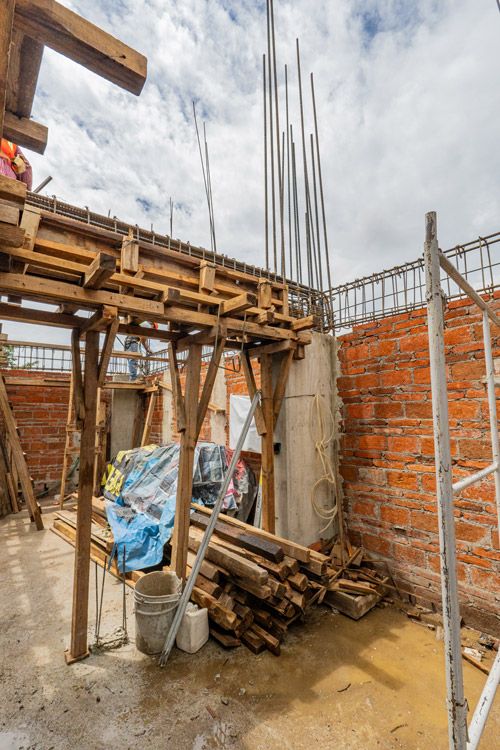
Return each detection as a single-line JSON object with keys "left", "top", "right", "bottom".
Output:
{"left": 467, "top": 649, "right": 500, "bottom": 749}
{"left": 266, "top": 0, "right": 277, "bottom": 273}
{"left": 158, "top": 391, "right": 261, "bottom": 666}
{"left": 425, "top": 210, "right": 467, "bottom": 750}
{"left": 482, "top": 309, "right": 500, "bottom": 541}
{"left": 263, "top": 54, "right": 269, "bottom": 271}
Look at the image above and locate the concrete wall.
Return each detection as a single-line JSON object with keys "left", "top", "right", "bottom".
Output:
{"left": 110, "top": 377, "right": 141, "bottom": 456}
{"left": 274, "top": 332, "right": 339, "bottom": 546}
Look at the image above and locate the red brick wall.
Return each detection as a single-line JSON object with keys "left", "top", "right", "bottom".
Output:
{"left": 1, "top": 370, "right": 72, "bottom": 492}
{"left": 338, "top": 294, "right": 500, "bottom": 633}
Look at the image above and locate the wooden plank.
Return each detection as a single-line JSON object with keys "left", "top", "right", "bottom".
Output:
{"left": 240, "top": 350, "right": 267, "bottom": 436}
{"left": 83, "top": 252, "right": 116, "bottom": 290}
{"left": 170, "top": 343, "right": 202, "bottom": 583}
{"left": 290, "top": 314, "right": 318, "bottom": 331}
{"left": 121, "top": 229, "right": 139, "bottom": 273}
{"left": 220, "top": 292, "right": 257, "bottom": 316}
{"left": 191, "top": 587, "right": 237, "bottom": 630}
{"left": 6, "top": 31, "right": 44, "bottom": 119}
{"left": 247, "top": 340, "right": 296, "bottom": 358}
{"left": 13, "top": 0, "right": 147, "bottom": 96}
{"left": 188, "top": 528, "right": 268, "bottom": 586}
{"left": 0, "top": 301, "right": 84, "bottom": 329}
{"left": 0, "top": 173, "right": 26, "bottom": 207}
{"left": 70, "top": 329, "right": 85, "bottom": 425}
{"left": 5, "top": 472, "right": 18, "bottom": 513}
{"left": 241, "top": 629, "right": 266, "bottom": 654}
{"left": 192, "top": 504, "right": 312, "bottom": 563}
{"left": 260, "top": 353, "right": 275, "bottom": 533}
{"left": 3, "top": 110, "right": 47, "bottom": 154}
{"left": 68, "top": 329, "right": 99, "bottom": 662}
{"left": 141, "top": 389, "right": 157, "bottom": 446}
{"left": 249, "top": 623, "right": 280, "bottom": 656}
{"left": 190, "top": 511, "right": 284, "bottom": 563}
{"left": 20, "top": 206, "right": 41, "bottom": 251}
{"left": 97, "top": 316, "right": 118, "bottom": 387}
{"left": 209, "top": 626, "right": 241, "bottom": 648}
{"left": 131, "top": 392, "right": 143, "bottom": 449}
{"left": 0, "top": 373, "right": 43, "bottom": 527}
{"left": 59, "top": 369, "right": 74, "bottom": 508}
{"left": 272, "top": 349, "right": 293, "bottom": 428}
{"left": 199, "top": 261, "right": 216, "bottom": 293}
{"left": 195, "top": 336, "right": 226, "bottom": 438}
{"left": 0, "top": 0, "right": 15, "bottom": 140}
{"left": 168, "top": 343, "right": 186, "bottom": 432}
{"left": 186, "top": 550, "right": 220, "bottom": 583}
{"left": 258, "top": 279, "right": 273, "bottom": 309}
{"left": 0, "top": 223, "right": 25, "bottom": 248}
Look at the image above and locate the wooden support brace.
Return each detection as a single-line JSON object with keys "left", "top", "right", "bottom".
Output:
{"left": 220, "top": 292, "right": 257, "bottom": 317}
{"left": 70, "top": 329, "right": 85, "bottom": 427}
{"left": 67, "top": 329, "right": 100, "bottom": 664}
{"left": 196, "top": 336, "right": 226, "bottom": 439}
{"left": 240, "top": 350, "right": 267, "bottom": 436}
{"left": 168, "top": 342, "right": 186, "bottom": 432}
{"left": 260, "top": 353, "right": 275, "bottom": 534}
{"left": 120, "top": 229, "right": 139, "bottom": 273}
{"left": 170, "top": 344, "right": 202, "bottom": 584}
{"left": 273, "top": 349, "right": 294, "bottom": 428}
{"left": 199, "top": 260, "right": 216, "bottom": 293}
{"left": 97, "top": 316, "right": 119, "bottom": 387}
{"left": 0, "top": 374, "right": 43, "bottom": 528}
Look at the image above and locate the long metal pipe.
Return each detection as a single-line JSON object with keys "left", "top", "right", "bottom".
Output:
{"left": 467, "top": 648, "right": 500, "bottom": 749}
{"left": 439, "top": 251, "right": 500, "bottom": 329}
{"left": 296, "top": 39, "right": 312, "bottom": 289}
{"left": 158, "top": 390, "right": 261, "bottom": 666}
{"left": 285, "top": 64, "right": 292, "bottom": 280}
{"left": 425, "top": 211, "right": 468, "bottom": 749}
{"left": 311, "top": 71, "right": 332, "bottom": 294}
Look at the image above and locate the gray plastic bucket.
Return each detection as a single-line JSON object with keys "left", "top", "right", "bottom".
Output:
{"left": 133, "top": 571, "right": 181, "bottom": 655}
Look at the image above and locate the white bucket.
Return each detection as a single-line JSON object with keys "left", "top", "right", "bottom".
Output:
{"left": 133, "top": 571, "right": 181, "bottom": 655}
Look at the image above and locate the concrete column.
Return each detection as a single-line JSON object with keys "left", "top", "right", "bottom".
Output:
{"left": 161, "top": 370, "right": 174, "bottom": 443}
{"left": 274, "top": 331, "right": 340, "bottom": 546}
{"left": 110, "top": 375, "right": 142, "bottom": 457}
{"left": 209, "top": 366, "right": 227, "bottom": 445}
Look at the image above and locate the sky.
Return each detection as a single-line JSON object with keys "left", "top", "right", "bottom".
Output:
{"left": 5, "top": 0, "right": 500, "bottom": 345}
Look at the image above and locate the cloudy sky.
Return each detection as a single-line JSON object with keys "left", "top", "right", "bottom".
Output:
{"left": 6, "top": 0, "right": 500, "bottom": 344}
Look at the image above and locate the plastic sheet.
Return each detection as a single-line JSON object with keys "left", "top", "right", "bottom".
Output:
{"left": 102, "top": 442, "right": 256, "bottom": 572}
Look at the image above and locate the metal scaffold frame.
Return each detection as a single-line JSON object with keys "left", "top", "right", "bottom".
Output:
{"left": 425, "top": 211, "right": 500, "bottom": 750}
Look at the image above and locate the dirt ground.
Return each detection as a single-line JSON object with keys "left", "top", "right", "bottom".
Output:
{"left": 1, "top": 506, "right": 500, "bottom": 750}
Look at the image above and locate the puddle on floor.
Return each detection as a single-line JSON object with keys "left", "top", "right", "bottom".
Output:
{"left": 193, "top": 720, "right": 234, "bottom": 749}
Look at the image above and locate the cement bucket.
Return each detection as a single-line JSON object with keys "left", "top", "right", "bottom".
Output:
{"left": 133, "top": 571, "right": 181, "bottom": 655}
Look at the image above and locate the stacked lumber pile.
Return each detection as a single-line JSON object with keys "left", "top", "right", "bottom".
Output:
{"left": 51, "top": 498, "right": 390, "bottom": 656}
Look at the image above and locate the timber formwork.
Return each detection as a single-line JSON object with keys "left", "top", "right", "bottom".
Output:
{"left": 0, "top": 173, "right": 315, "bottom": 662}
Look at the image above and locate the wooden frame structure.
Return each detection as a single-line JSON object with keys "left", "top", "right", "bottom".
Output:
{"left": 0, "top": 173, "right": 314, "bottom": 662}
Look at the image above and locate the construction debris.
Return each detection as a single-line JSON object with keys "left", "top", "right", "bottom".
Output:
{"left": 51, "top": 496, "right": 390, "bottom": 657}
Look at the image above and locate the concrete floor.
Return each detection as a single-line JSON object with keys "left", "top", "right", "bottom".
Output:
{"left": 1, "top": 507, "right": 500, "bottom": 750}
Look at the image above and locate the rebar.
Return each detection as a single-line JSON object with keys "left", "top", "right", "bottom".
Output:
{"left": 263, "top": 54, "right": 269, "bottom": 270}
{"left": 266, "top": 0, "right": 277, "bottom": 272}
{"left": 270, "top": 0, "right": 285, "bottom": 277}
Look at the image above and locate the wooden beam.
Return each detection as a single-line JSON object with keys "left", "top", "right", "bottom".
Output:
{"left": 3, "top": 110, "right": 47, "bottom": 154}
{"left": 260, "top": 354, "right": 275, "bottom": 533}
{"left": 196, "top": 335, "right": 226, "bottom": 438}
{"left": 273, "top": 349, "right": 294, "bottom": 428}
{"left": 0, "top": 222, "right": 25, "bottom": 248}
{"left": 70, "top": 329, "right": 85, "bottom": 426}
{"left": 240, "top": 351, "right": 267, "bottom": 436}
{"left": 67, "top": 329, "right": 99, "bottom": 664}
{"left": 0, "top": 173, "right": 26, "bottom": 207}
{"left": 0, "top": 0, "right": 15, "bottom": 140}
{"left": 220, "top": 292, "right": 257, "bottom": 317}
{"left": 13, "top": 0, "right": 147, "bottom": 96}
{"left": 170, "top": 344, "right": 202, "bottom": 584}
{"left": 141, "top": 389, "right": 157, "bottom": 446}
{"left": 79, "top": 305, "right": 117, "bottom": 335}
{"left": 20, "top": 206, "right": 41, "bottom": 251}
{"left": 199, "top": 260, "right": 216, "bottom": 293}
{"left": 6, "top": 30, "right": 44, "bottom": 119}
{"left": 83, "top": 252, "right": 116, "bottom": 290}
{"left": 246, "top": 340, "right": 296, "bottom": 358}
{"left": 97, "top": 317, "right": 118, "bottom": 387}
{"left": 0, "top": 373, "right": 43, "bottom": 528}
{"left": 121, "top": 229, "right": 139, "bottom": 273}
{"left": 290, "top": 314, "right": 319, "bottom": 331}
{"left": 0, "top": 301, "right": 82, "bottom": 328}
{"left": 168, "top": 343, "right": 186, "bottom": 432}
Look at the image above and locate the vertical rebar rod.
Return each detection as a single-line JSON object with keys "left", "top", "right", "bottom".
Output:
{"left": 424, "top": 211, "right": 467, "bottom": 750}
{"left": 311, "top": 72, "right": 333, "bottom": 299}
{"left": 270, "top": 0, "right": 285, "bottom": 277}
{"left": 193, "top": 102, "right": 215, "bottom": 254}
{"left": 296, "top": 38, "right": 312, "bottom": 289}
{"left": 266, "top": 0, "right": 277, "bottom": 272}
{"left": 310, "top": 132, "right": 323, "bottom": 290}
{"left": 263, "top": 54, "right": 269, "bottom": 271}
{"left": 291, "top": 133, "right": 302, "bottom": 284}
{"left": 285, "top": 64, "right": 292, "bottom": 281}
{"left": 204, "top": 123, "right": 217, "bottom": 254}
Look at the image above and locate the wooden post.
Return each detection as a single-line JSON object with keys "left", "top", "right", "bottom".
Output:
{"left": 67, "top": 329, "right": 99, "bottom": 664}
{"left": 170, "top": 344, "right": 202, "bottom": 584}
{"left": 260, "top": 353, "right": 275, "bottom": 533}
{"left": 141, "top": 388, "right": 157, "bottom": 446}
{"left": 59, "top": 371, "right": 74, "bottom": 509}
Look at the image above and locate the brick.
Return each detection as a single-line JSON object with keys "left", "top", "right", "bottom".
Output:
{"left": 380, "top": 506, "right": 409, "bottom": 526}
{"left": 392, "top": 543, "right": 426, "bottom": 567}
{"left": 448, "top": 401, "right": 480, "bottom": 421}
{"left": 373, "top": 402, "right": 404, "bottom": 419}
{"left": 380, "top": 370, "right": 413, "bottom": 387}
{"left": 346, "top": 403, "right": 374, "bottom": 420}
{"left": 399, "top": 333, "right": 429, "bottom": 353}
{"left": 413, "top": 367, "right": 431, "bottom": 384}
{"left": 451, "top": 361, "right": 485, "bottom": 382}
{"left": 358, "top": 434, "right": 386, "bottom": 451}
{"left": 405, "top": 402, "right": 433, "bottom": 420}
{"left": 362, "top": 533, "right": 391, "bottom": 557}
{"left": 352, "top": 500, "right": 378, "bottom": 518}
{"left": 411, "top": 511, "right": 439, "bottom": 533}
{"left": 355, "top": 373, "right": 381, "bottom": 389}
{"left": 344, "top": 343, "right": 369, "bottom": 362}
{"left": 358, "top": 467, "right": 386, "bottom": 486}
{"left": 387, "top": 436, "right": 419, "bottom": 454}
{"left": 470, "top": 567, "right": 500, "bottom": 593}
{"left": 454, "top": 520, "right": 488, "bottom": 544}
{"left": 387, "top": 471, "right": 419, "bottom": 490}
{"left": 370, "top": 340, "right": 397, "bottom": 358}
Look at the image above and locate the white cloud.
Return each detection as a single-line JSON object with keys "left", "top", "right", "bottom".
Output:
{"left": 5, "top": 0, "right": 500, "bottom": 344}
